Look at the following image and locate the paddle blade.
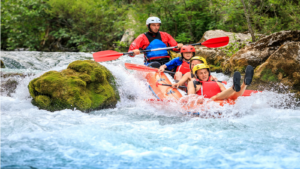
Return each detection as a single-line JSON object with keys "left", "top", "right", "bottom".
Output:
{"left": 202, "top": 36, "right": 229, "bottom": 48}
{"left": 221, "top": 81, "right": 227, "bottom": 85}
{"left": 93, "top": 50, "right": 123, "bottom": 62}
{"left": 125, "top": 63, "right": 158, "bottom": 72}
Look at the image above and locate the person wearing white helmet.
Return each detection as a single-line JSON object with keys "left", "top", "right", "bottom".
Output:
{"left": 128, "top": 16, "right": 183, "bottom": 68}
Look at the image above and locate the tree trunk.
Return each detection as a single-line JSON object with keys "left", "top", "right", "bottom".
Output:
{"left": 241, "top": 0, "right": 256, "bottom": 42}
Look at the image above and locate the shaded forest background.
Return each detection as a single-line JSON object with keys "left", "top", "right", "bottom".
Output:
{"left": 1, "top": 0, "right": 299, "bottom": 52}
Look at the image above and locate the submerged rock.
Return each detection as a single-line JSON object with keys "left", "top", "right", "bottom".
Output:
{"left": 28, "top": 60, "right": 120, "bottom": 112}
{"left": 0, "top": 60, "right": 5, "bottom": 68}
{"left": 0, "top": 72, "right": 28, "bottom": 97}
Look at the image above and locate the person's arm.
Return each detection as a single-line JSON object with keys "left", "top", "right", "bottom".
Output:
{"left": 187, "top": 80, "right": 196, "bottom": 95}
{"left": 128, "top": 34, "right": 146, "bottom": 57}
{"left": 158, "top": 58, "right": 176, "bottom": 72}
{"left": 217, "top": 82, "right": 226, "bottom": 92}
{"left": 172, "top": 73, "right": 189, "bottom": 88}
{"left": 163, "top": 32, "right": 182, "bottom": 52}
{"left": 178, "top": 73, "right": 190, "bottom": 86}
{"left": 164, "top": 57, "right": 181, "bottom": 70}
{"left": 211, "top": 76, "right": 218, "bottom": 82}
{"left": 158, "top": 65, "right": 167, "bottom": 72}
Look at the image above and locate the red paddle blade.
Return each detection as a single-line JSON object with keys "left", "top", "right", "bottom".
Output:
{"left": 93, "top": 50, "right": 123, "bottom": 62}
{"left": 125, "top": 63, "right": 158, "bottom": 72}
{"left": 202, "top": 36, "right": 229, "bottom": 48}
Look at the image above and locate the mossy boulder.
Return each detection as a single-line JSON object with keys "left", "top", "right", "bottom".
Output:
{"left": 0, "top": 60, "right": 5, "bottom": 68}
{"left": 28, "top": 60, "right": 120, "bottom": 112}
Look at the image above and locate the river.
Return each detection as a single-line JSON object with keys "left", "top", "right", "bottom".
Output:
{"left": 1, "top": 51, "right": 300, "bottom": 168}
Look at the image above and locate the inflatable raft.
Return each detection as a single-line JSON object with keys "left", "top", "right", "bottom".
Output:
{"left": 145, "top": 72, "right": 260, "bottom": 110}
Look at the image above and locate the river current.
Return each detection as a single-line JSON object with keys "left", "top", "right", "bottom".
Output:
{"left": 1, "top": 51, "right": 300, "bottom": 168}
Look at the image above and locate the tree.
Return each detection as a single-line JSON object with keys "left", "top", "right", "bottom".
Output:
{"left": 241, "top": 0, "right": 255, "bottom": 42}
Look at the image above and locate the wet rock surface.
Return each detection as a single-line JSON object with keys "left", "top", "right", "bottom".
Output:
{"left": 251, "top": 42, "right": 300, "bottom": 98}
{"left": 227, "top": 30, "right": 300, "bottom": 73}
{"left": 28, "top": 60, "right": 120, "bottom": 112}
{"left": 0, "top": 60, "right": 5, "bottom": 68}
{"left": 0, "top": 72, "right": 28, "bottom": 97}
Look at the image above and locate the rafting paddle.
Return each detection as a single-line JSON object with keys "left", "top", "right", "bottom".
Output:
{"left": 156, "top": 82, "right": 187, "bottom": 89}
{"left": 125, "top": 63, "right": 228, "bottom": 85}
{"left": 93, "top": 36, "right": 230, "bottom": 62}
{"left": 124, "top": 63, "right": 175, "bottom": 74}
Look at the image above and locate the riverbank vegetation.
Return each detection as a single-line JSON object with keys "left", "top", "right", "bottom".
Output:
{"left": 1, "top": 0, "right": 299, "bottom": 52}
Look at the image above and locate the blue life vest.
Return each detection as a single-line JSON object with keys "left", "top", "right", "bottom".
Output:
{"left": 145, "top": 39, "right": 169, "bottom": 58}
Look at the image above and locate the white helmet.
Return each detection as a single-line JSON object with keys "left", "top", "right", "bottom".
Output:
{"left": 146, "top": 17, "right": 161, "bottom": 26}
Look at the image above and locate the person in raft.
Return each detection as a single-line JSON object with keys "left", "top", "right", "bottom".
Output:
{"left": 158, "top": 45, "right": 195, "bottom": 80}
{"left": 128, "top": 16, "right": 183, "bottom": 68}
{"left": 188, "top": 64, "right": 254, "bottom": 100}
{"left": 171, "top": 56, "right": 218, "bottom": 88}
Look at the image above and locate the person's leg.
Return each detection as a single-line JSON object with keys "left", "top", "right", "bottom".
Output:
{"left": 174, "top": 72, "right": 183, "bottom": 80}
{"left": 228, "top": 65, "right": 254, "bottom": 99}
{"left": 228, "top": 82, "right": 247, "bottom": 100}
{"left": 211, "top": 72, "right": 241, "bottom": 100}
{"left": 147, "top": 61, "right": 161, "bottom": 68}
{"left": 215, "top": 65, "right": 254, "bottom": 100}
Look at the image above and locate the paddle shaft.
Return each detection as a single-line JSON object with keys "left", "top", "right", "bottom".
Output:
{"left": 158, "top": 83, "right": 187, "bottom": 89}
{"left": 123, "top": 42, "right": 202, "bottom": 55}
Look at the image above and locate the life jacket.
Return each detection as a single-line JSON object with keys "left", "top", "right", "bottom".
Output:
{"left": 176, "top": 60, "right": 190, "bottom": 74}
{"left": 144, "top": 32, "right": 170, "bottom": 62}
{"left": 196, "top": 76, "right": 221, "bottom": 98}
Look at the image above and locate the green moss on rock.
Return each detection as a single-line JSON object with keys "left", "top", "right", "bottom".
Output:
{"left": 209, "top": 65, "right": 222, "bottom": 72}
{"left": 28, "top": 60, "right": 120, "bottom": 112}
{"left": 35, "top": 95, "right": 51, "bottom": 109}
{"left": 261, "top": 69, "right": 278, "bottom": 82}
{"left": 0, "top": 60, "right": 5, "bottom": 68}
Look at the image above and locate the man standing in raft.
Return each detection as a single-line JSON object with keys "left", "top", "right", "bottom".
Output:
{"left": 158, "top": 45, "right": 195, "bottom": 80}
{"left": 128, "top": 17, "right": 183, "bottom": 68}
{"left": 188, "top": 64, "right": 254, "bottom": 100}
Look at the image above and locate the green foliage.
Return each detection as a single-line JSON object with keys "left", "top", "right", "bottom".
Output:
{"left": 208, "top": 0, "right": 300, "bottom": 34}
{"left": 261, "top": 68, "right": 278, "bottom": 82}
{"left": 220, "top": 34, "right": 251, "bottom": 57}
{"left": 113, "top": 40, "right": 128, "bottom": 52}
{"left": 1, "top": 0, "right": 299, "bottom": 51}
{"left": 131, "top": 0, "right": 211, "bottom": 43}
{"left": 46, "top": 0, "right": 128, "bottom": 51}
{"left": 1, "top": 0, "right": 50, "bottom": 50}
{"left": 175, "top": 33, "right": 192, "bottom": 44}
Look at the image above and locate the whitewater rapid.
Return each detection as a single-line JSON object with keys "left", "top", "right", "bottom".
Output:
{"left": 1, "top": 51, "right": 300, "bottom": 168}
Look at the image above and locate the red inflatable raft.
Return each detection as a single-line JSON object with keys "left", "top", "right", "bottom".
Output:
{"left": 146, "top": 72, "right": 260, "bottom": 107}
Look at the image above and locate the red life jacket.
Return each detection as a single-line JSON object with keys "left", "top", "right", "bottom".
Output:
{"left": 176, "top": 60, "right": 190, "bottom": 74}
{"left": 196, "top": 76, "right": 221, "bottom": 98}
